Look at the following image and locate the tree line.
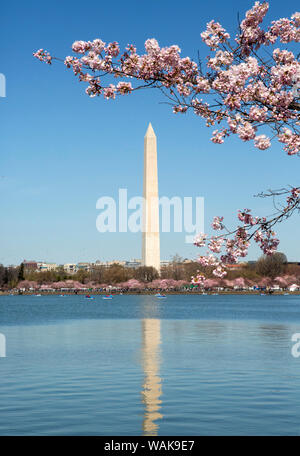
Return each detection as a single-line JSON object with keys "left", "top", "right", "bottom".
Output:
{"left": 0, "top": 252, "right": 298, "bottom": 289}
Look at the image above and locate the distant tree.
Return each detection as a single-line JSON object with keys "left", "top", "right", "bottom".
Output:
{"left": 0, "top": 264, "right": 5, "bottom": 287}
{"left": 55, "top": 266, "right": 68, "bottom": 281}
{"left": 286, "top": 263, "right": 300, "bottom": 277}
{"left": 90, "top": 265, "right": 105, "bottom": 283}
{"left": 1, "top": 266, "right": 19, "bottom": 289}
{"left": 171, "top": 254, "right": 183, "bottom": 264}
{"left": 170, "top": 254, "right": 184, "bottom": 280}
{"left": 226, "top": 265, "right": 259, "bottom": 281}
{"left": 104, "top": 264, "right": 131, "bottom": 284}
{"left": 3, "top": 267, "right": 9, "bottom": 285}
{"left": 256, "top": 252, "right": 287, "bottom": 278}
{"left": 182, "top": 261, "right": 209, "bottom": 281}
{"left": 159, "top": 254, "right": 185, "bottom": 280}
{"left": 134, "top": 266, "right": 159, "bottom": 283}
{"left": 74, "top": 269, "right": 89, "bottom": 284}
{"left": 18, "top": 263, "right": 25, "bottom": 281}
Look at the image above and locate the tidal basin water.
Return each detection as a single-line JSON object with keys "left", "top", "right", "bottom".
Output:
{"left": 1, "top": 294, "right": 300, "bottom": 435}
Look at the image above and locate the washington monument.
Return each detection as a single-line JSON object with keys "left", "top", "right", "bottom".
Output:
{"left": 142, "top": 123, "right": 160, "bottom": 273}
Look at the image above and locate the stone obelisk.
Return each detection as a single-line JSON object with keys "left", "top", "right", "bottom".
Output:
{"left": 142, "top": 123, "right": 160, "bottom": 273}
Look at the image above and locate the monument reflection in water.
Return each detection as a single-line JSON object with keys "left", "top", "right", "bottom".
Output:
{"left": 141, "top": 318, "right": 163, "bottom": 436}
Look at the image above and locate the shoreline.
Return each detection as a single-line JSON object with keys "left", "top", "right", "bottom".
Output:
{"left": 1, "top": 290, "right": 300, "bottom": 296}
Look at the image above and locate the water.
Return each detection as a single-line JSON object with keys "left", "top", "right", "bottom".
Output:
{"left": 0, "top": 294, "right": 300, "bottom": 435}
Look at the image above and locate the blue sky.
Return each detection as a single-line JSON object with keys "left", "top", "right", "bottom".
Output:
{"left": 1, "top": 0, "right": 299, "bottom": 266}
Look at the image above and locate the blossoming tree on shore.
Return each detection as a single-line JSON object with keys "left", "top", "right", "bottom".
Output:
{"left": 34, "top": 1, "right": 300, "bottom": 279}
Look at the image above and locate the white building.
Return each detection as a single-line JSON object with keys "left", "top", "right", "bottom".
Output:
{"left": 77, "top": 262, "right": 92, "bottom": 272}
{"left": 126, "top": 259, "right": 142, "bottom": 269}
{"left": 63, "top": 263, "right": 77, "bottom": 274}
{"left": 37, "top": 262, "right": 58, "bottom": 272}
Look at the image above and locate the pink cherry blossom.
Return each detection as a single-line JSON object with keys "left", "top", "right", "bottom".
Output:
{"left": 212, "top": 216, "right": 224, "bottom": 230}
{"left": 201, "top": 20, "right": 230, "bottom": 50}
{"left": 194, "top": 233, "right": 207, "bottom": 247}
{"left": 254, "top": 134, "right": 271, "bottom": 150}
{"left": 191, "top": 273, "right": 206, "bottom": 285}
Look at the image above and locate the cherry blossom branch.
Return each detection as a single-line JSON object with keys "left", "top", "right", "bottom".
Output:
{"left": 33, "top": 2, "right": 300, "bottom": 155}
{"left": 192, "top": 187, "right": 300, "bottom": 279}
